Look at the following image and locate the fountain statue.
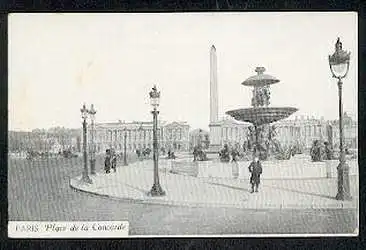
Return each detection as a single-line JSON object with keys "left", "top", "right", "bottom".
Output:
{"left": 226, "top": 67, "right": 298, "bottom": 160}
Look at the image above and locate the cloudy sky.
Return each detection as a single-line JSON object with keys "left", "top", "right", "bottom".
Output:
{"left": 9, "top": 12, "right": 357, "bottom": 131}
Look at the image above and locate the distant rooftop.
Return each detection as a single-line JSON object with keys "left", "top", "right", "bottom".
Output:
{"left": 95, "top": 120, "right": 189, "bottom": 128}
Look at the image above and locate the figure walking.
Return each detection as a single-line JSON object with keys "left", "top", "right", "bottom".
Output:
{"left": 104, "top": 149, "right": 111, "bottom": 174}
{"left": 248, "top": 156, "right": 263, "bottom": 193}
{"left": 111, "top": 150, "right": 117, "bottom": 173}
{"left": 136, "top": 149, "right": 141, "bottom": 160}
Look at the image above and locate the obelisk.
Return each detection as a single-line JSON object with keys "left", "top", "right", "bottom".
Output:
{"left": 210, "top": 45, "right": 218, "bottom": 123}
{"left": 208, "top": 45, "right": 221, "bottom": 152}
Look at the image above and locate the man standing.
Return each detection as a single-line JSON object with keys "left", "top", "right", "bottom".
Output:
{"left": 111, "top": 150, "right": 117, "bottom": 173}
{"left": 104, "top": 149, "right": 111, "bottom": 174}
{"left": 193, "top": 146, "right": 198, "bottom": 162}
{"left": 248, "top": 156, "right": 263, "bottom": 193}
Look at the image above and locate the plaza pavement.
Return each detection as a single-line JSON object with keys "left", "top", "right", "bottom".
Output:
{"left": 70, "top": 157, "right": 358, "bottom": 209}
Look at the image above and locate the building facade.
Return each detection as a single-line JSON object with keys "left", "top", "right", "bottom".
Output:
{"left": 215, "top": 118, "right": 251, "bottom": 147}
{"left": 189, "top": 129, "right": 210, "bottom": 150}
{"left": 8, "top": 129, "right": 80, "bottom": 153}
{"left": 273, "top": 116, "right": 328, "bottom": 150}
{"left": 328, "top": 113, "right": 358, "bottom": 150}
{"left": 89, "top": 120, "right": 190, "bottom": 154}
{"left": 163, "top": 122, "right": 190, "bottom": 151}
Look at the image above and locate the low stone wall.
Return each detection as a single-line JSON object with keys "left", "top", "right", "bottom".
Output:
{"left": 170, "top": 158, "right": 358, "bottom": 180}
{"left": 170, "top": 159, "right": 199, "bottom": 177}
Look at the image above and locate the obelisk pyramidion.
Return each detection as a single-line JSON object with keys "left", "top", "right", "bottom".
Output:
{"left": 208, "top": 45, "right": 221, "bottom": 152}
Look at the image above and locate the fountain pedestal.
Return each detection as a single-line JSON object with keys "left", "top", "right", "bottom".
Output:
{"left": 207, "top": 122, "right": 222, "bottom": 153}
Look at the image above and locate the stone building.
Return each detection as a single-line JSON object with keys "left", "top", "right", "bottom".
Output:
{"left": 327, "top": 113, "right": 358, "bottom": 150}
{"left": 89, "top": 120, "right": 190, "bottom": 154}
{"left": 163, "top": 122, "right": 191, "bottom": 151}
{"left": 215, "top": 118, "right": 251, "bottom": 148}
{"left": 273, "top": 116, "right": 328, "bottom": 150}
{"left": 189, "top": 129, "right": 210, "bottom": 150}
{"left": 274, "top": 114, "right": 357, "bottom": 150}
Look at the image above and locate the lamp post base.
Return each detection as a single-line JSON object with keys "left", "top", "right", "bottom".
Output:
{"left": 335, "top": 162, "right": 352, "bottom": 201}
{"left": 90, "top": 159, "right": 96, "bottom": 175}
{"left": 149, "top": 183, "right": 166, "bottom": 196}
{"left": 80, "top": 174, "right": 93, "bottom": 184}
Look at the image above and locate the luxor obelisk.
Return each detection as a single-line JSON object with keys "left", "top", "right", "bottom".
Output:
{"left": 208, "top": 45, "right": 221, "bottom": 152}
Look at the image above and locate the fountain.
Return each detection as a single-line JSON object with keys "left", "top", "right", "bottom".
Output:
{"left": 226, "top": 67, "right": 298, "bottom": 160}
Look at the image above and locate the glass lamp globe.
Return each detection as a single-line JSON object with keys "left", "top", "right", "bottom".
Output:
{"left": 328, "top": 38, "right": 351, "bottom": 79}
{"left": 149, "top": 85, "right": 160, "bottom": 108}
{"left": 89, "top": 104, "right": 96, "bottom": 120}
{"left": 81, "top": 104, "right": 88, "bottom": 120}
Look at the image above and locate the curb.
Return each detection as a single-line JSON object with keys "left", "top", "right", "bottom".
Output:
{"left": 69, "top": 177, "right": 247, "bottom": 209}
{"left": 69, "top": 176, "right": 357, "bottom": 210}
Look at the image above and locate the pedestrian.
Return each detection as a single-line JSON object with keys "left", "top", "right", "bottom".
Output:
{"left": 104, "top": 149, "right": 111, "bottom": 174}
{"left": 193, "top": 146, "right": 198, "bottom": 161}
{"left": 111, "top": 151, "right": 117, "bottom": 172}
{"left": 231, "top": 149, "right": 238, "bottom": 162}
{"left": 248, "top": 156, "right": 263, "bottom": 193}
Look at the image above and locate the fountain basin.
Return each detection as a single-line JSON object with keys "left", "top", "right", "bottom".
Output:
{"left": 226, "top": 107, "right": 298, "bottom": 126}
{"left": 170, "top": 158, "right": 238, "bottom": 178}
{"left": 168, "top": 157, "right": 358, "bottom": 180}
{"left": 170, "top": 159, "right": 203, "bottom": 177}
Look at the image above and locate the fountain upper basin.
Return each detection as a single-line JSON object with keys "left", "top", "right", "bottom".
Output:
{"left": 226, "top": 107, "right": 298, "bottom": 126}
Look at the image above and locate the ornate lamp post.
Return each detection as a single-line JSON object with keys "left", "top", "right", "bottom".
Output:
{"left": 80, "top": 104, "right": 92, "bottom": 184}
{"left": 148, "top": 85, "right": 166, "bottom": 196}
{"left": 123, "top": 127, "right": 128, "bottom": 166}
{"left": 89, "top": 104, "right": 97, "bottom": 175}
{"left": 328, "top": 37, "right": 352, "bottom": 200}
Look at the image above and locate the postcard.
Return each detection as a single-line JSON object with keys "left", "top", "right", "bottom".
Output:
{"left": 8, "top": 12, "right": 358, "bottom": 237}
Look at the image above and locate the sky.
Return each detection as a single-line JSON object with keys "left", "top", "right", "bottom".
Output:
{"left": 8, "top": 12, "right": 358, "bottom": 131}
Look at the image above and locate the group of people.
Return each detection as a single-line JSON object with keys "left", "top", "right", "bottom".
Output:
{"left": 167, "top": 150, "right": 176, "bottom": 159}
{"left": 192, "top": 146, "right": 207, "bottom": 161}
{"left": 104, "top": 149, "right": 117, "bottom": 174}
{"left": 219, "top": 144, "right": 240, "bottom": 162}
{"left": 136, "top": 148, "right": 152, "bottom": 160}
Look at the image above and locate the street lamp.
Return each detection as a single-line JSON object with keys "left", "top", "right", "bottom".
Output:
{"left": 328, "top": 37, "right": 352, "bottom": 200}
{"left": 123, "top": 127, "right": 128, "bottom": 166}
{"left": 80, "top": 103, "right": 92, "bottom": 184}
{"left": 148, "top": 85, "right": 165, "bottom": 196}
{"left": 89, "top": 104, "right": 97, "bottom": 175}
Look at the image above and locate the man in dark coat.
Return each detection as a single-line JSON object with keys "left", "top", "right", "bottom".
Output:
{"left": 248, "top": 156, "right": 263, "bottom": 193}
{"left": 193, "top": 146, "right": 198, "bottom": 161}
{"left": 104, "top": 149, "right": 111, "bottom": 174}
{"left": 111, "top": 151, "right": 117, "bottom": 172}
